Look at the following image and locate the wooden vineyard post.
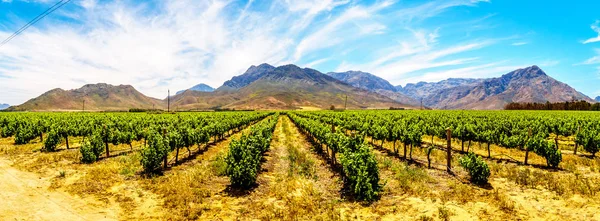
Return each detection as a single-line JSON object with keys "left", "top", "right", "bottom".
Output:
{"left": 446, "top": 128, "right": 452, "bottom": 173}
{"left": 574, "top": 126, "right": 580, "bottom": 155}
{"left": 331, "top": 124, "right": 336, "bottom": 166}
{"left": 525, "top": 127, "right": 531, "bottom": 165}
{"left": 104, "top": 125, "right": 110, "bottom": 158}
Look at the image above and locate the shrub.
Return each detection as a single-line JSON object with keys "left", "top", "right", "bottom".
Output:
{"left": 80, "top": 142, "right": 97, "bottom": 163}
{"left": 141, "top": 130, "right": 169, "bottom": 174}
{"left": 340, "top": 135, "right": 381, "bottom": 201}
{"left": 225, "top": 136, "right": 260, "bottom": 188}
{"left": 43, "top": 129, "right": 61, "bottom": 152}
{"left": 14, "top": 125, "right": 35, "bottom": 144}
{"left": 459, "top": 152, "right": 490, "bottom": 185}
{"left": 528, "top": 138, "right": 562, "bottom": 168}
{"left": 225, "top": 114, "right": 278, "bottom": 188}
{"left": 80, "top": 131, "right": 106, "bottom": 163}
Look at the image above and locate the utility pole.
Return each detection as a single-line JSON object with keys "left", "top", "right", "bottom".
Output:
{"left": 344, "top": 95, "right": 348, "bottom": 110}
{"left": 167, "top": 89, "right": 170, "bottom": 112}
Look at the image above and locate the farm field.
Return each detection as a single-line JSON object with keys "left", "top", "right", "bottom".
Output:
{"left": 0, "top": 110, "right": 599, "bottom": 220}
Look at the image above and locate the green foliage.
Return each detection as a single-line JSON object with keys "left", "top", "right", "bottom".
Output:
{"left": 141, "top": 130, "right": 169, "bottom": 174}
{"left": 577, "top": 128, "right": 600, "bottom": 157}
{"left": 225, "top": 115, "right": 278, "bottom": 188}
{"left": 43, "top": 129, "right": 61, "bottom": 152}
{"left": 80, "top": 141, "right": 97, "bottom": 163}
{"left": 225, "top": 136, "right": 260, "bottom": 187}
{"left": 288, "top": 113, "right": 381, "bottom": 201}
{"left": 527, "top": 137, "right": 562, "bottom": 168}
{"left": 459, "top": 152, "right": 490, "bottom": 185}
{"left": 339, "top": 136, "right": 380, "bottom": 201}
{"left": 80, "top": 131, "right": 106, "bottom": 163}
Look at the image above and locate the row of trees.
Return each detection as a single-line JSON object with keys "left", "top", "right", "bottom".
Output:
{"left": 302, "top": 110, "right": 597, "bottom": 168}
{"left": 0, "top": 112, "right": 271, "bottom": 168}
{"left": 289, "top": 113, "right": 380, "bottom": 201}
{"left": 505, "top": 100, "right": 600, "bottom": 111}
{"left": 225, "top": 114, "right": 279, "bottom": 188}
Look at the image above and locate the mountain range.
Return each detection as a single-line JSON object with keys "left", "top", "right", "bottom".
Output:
{"left": 7, "top": 83, "right": 164, "bottom": 111}
{"left": 0, "top": 103, "right": 9, "bottom": 110}
{"left": 327, "top": 65, "right": 593, "bottom": 109}
{"left": 6, "top": 64, "right": 596, "bottom": 111}
{"left": 169, "top": 64, "right": 402, "bottom": 110}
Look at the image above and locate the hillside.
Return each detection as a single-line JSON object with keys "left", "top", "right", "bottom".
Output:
{"left": 327, "top": 71, "right": 420, "bottom": 106}
{"left": 425, "top": 66, "right": 594, "bottom": 109}
{"left": 327, "top": 71, "right": 397, "bottom": 92}
{"left": 176, "top": 83, "right": 214, "bottom": 95}
{"left": 397, "top": 78, "right": 484, "bottom": 100}
{"left": 215, "top": 63, "right": 275, "bottom": 91}
{"left": 8, "top": 83, "right": 165, "bottom": 111}
{"left": 0, "top": 103, "right": 9, "bottom": 110}
{"left": 596, "top": 96, "right": 600, "bottom": 102}
{"left": 7, "top": 64, "right": 593, "bottom": 111}
{"left": 172, "top": 64, "right": 406, "bottom": 110}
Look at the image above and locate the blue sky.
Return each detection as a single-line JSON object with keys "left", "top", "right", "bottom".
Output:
{"left": 1, "top": 0, "right": 600, "bottom": 104}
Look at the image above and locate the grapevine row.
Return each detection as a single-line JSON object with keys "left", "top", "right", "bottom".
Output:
{"left": 288, "top": 112, "right": 381, "bottom": 201}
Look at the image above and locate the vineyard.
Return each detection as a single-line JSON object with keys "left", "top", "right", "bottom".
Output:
{"left": 0, "top": 110, "right": 599, "bottom": 220}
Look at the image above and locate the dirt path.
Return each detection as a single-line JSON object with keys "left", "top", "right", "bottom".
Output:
{"left": 0, "top": 159, "right": 117, "bottom": 221}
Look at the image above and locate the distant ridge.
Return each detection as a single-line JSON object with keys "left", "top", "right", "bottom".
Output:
{"left": 172, "top": 64, "right": 407, "bottom": 110}
{"left": 0, "top": 103, "right": 9, "bottom": 110}
{"left": 7, "top": 64, "right": 594, "bottom": 111}
{"left": 327, "top": 70, "right": 420, "bottom": 106}
{"left": 176, "top": 83, "right": 214, "bottom": 95}
{"left": 8, "top": 83, "right": 165, "bottom": 111}
{"left": 423, "top": 66, "right": 594, "bottom": 109}
{"left": 216, "top": 63, "right": 275, "bottom": 91}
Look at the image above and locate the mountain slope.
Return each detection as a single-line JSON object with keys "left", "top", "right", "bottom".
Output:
{"left": 176, "top": 83, "right": 214, "bottom": 95}
{"left": 596, "top": 96, "right": 600, "bottom": 102}
{"left": 9, "top": 83, "right": 165, "bottom": 111}
{"left": 327, "top": 71, "right": 397, "bottom": 92}
{"left": 397, "top": 78, "right": 484, "bottom": 100}
{"left": 0, "top": 103, "right": 9, "bottom": 110}
{"left": 427, "top": 66, "right": 594, "bottom": 109}
{"left": 327, "top": 71, "right": 420, "bottom": 106}
{"left": 172, "top": 64, "right": 407, "bottom": 110}
{"left": 215, "top": 63, "right": 275, "bottom": 91}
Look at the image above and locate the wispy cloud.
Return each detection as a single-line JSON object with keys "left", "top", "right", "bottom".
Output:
{"left": 511, "top": 42, "right": 528, "bottom": 46}
{"left": 337, "top": 35, "right": 494, "bottom": 81}
{"left": 583, "top": 21, "right": 600, "bottom": 44}
{"left": 578, "top": 49, "right": 600, "bottom": 65}
{"left": 0, "top": 0, "right": 493, "bottom": 104}
{"left": 293, "top": 1, "right": 393, "bottom": 61}
{"left": 400, "top": 61, "right": 526, "bottom": 84}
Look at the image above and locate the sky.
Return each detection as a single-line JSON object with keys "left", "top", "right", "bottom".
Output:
{"left": 1, "top": 0, "right": 600, "bottom": 105}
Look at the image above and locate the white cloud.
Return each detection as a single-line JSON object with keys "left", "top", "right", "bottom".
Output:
{"left": 303, "top": 58, "right": 330, "bottom": 69}
{"left": 0, "top": 0, "right": 493, "bottom": 105}
{"left": 336, "top": 36, "right": 493, "bottom": 81}
{"left": 293, "top": 1, "right": 393, "bottom": 61}
{"left": 578, "top": 49, "right": 600, "bottom": 65}
{"left": 511, "top": 42, "right": 528, "bottom": 46}
{"left": 0, "top": 0, "right": 297, "bottom": 104}
{"left": 400, "top": 62, "right": 525, "bottom": 84}
{"left": 583, "top": 21, "right": 600, "bottom": 44}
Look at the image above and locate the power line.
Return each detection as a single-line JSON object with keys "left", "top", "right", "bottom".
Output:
{"left": 0, "top": 0, "right": 72, "bottom": 48}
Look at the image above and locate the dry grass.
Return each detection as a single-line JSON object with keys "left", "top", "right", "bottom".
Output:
{"left": 2, "top": 118, "right": 600, "bottom": 220}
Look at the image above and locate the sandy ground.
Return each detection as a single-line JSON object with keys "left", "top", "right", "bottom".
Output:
{"left": 1, "top": 115, "right": 599, "bottom": 220}
{"left": 0, "top": 159, "right": 117, "bottom": 221}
